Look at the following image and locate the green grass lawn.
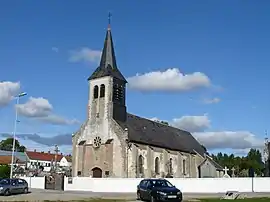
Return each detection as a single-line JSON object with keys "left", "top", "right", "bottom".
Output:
{"left": 200, "top": 198, "right": 270, "bottom": 202}
{"left": 13, "top": 198, "right": 270, "bottom": 202}
{"left": 42, "top": 200, "right": 126, "bottom": 202}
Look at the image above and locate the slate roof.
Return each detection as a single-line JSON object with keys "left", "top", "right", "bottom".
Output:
{"left": 116, "top": 113, "right": 206, "bottom": 155}
{"left": 206, "top": 156, "right": 223, "bottom": 170}
{"left": 199, "top": 156, "right": 224, "bottom": 171}
{"left": 88, "top": 27, "right": 127, "bottom": 82}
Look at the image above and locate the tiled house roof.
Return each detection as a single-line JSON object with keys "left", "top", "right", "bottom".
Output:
{"left": 0, "top": 156, "right": 25, "bottom": 165}
{"left": 65, "top": 156, "right": 72, "bottom": 162}
{"left": 0, "top": 150, "right": 28, "bottom": 162}
{"left": 26, "top": 151, "right": 63, "bottom": 162}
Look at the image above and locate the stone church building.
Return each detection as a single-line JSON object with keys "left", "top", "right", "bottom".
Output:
{"left": 72, "top": 23, "right": 223, "bottom": 178}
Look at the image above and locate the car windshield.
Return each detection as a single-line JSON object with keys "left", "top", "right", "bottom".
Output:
{"left": 152, "top": 180, "right": 173, "bottom": 187}
{"left": 0, "top": 179, "right": 10, "bottom": 185}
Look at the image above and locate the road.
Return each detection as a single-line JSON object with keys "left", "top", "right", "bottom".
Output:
{"left": 1, "top": 189, "right": 270, "bottom": 201}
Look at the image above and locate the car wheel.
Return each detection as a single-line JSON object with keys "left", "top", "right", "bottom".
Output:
{"left": 150, "top": 196, "right": 156, "bottom": 202}
{"left": 23, "top": 187, "right": 28, "bottom": 194}
{"left": 4, "top": 189, "right": 10, "bottom": 196}
{"left": 137, "top": 191, "right": 142, "bottom": 200}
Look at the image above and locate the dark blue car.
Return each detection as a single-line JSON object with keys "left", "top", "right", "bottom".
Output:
{"left": 137, "top": 179, "right": 182, "bottom": 202}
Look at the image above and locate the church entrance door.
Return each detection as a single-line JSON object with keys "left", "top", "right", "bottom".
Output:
{"left": 92, "top": 167, "right": 102, "bottom": 178}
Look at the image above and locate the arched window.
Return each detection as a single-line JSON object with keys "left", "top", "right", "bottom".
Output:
{"left": 154, "top": 157, "right": 160, "bottom": 175}
{"left": 100, "top": 84, "right": 105, "bottom": 98}
{"left": 138, "top": 155, "right": 144, "bottom": 175}
{"left": 169, "top": 158, "right": 173, "bottom": 174}
{"left": 93, "top": 85, "right": 99, "bottom": 99}
{"left": 183, "top": 159, "right": 186, "bottom": 175}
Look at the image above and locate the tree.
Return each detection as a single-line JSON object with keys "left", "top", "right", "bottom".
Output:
{"left": 246, "top": 149, "right": 264, "bottom": 176}
{"left": 0, "top": 165, "right": 10, "bottom": 178}
{"left": 0, "top": 138, "right": 26, "bottom": 152}
{"left": 210, "top": 148, "right": 264, "bottom": 177}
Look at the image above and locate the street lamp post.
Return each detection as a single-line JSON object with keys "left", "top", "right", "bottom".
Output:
{"left": 10, "top": 92, "right": 27, "bottom": 178}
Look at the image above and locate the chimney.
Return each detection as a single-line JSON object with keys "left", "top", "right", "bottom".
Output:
{"left": 48, "top": 151, "right": 50, "bottom": 154}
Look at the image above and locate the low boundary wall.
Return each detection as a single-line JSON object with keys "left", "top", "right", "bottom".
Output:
{"left": 19, "top": 177, "right": 270, "bottom": 193}
{"left": 21, "top": 177, "right": 45, "bottom": 189}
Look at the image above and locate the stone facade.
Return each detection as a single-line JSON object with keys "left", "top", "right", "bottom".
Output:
{"left": 72, "top": 24, "right": 223, "bottom": 178}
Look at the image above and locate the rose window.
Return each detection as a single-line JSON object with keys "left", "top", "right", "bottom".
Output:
{"left": 93, "top": 136, "right": 102, "bottom": 148}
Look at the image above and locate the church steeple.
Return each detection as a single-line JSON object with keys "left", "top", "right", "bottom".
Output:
{"left": 88, "top": 14, "right": 127, "bottom": 83}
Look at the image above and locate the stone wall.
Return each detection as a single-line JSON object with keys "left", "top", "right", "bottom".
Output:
{"left": 127, "top": 142, "right": 205, "bottom": 178}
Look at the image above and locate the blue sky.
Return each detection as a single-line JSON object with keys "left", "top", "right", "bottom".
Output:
{"left": 0, "top": 0, "right": 270, "bottom": 155}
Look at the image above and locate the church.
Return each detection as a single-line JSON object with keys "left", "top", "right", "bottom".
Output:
{"left": 72, "top": 21, "right": 224, "bottom": 178}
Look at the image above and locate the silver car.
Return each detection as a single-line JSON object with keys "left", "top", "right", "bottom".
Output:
{"left": 0, "top": 178, "right": 28, "bottom": 196}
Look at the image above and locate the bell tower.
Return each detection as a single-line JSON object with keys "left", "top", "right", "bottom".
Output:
{"left": 87, "top": 15, "right": 127, "bottom": 133}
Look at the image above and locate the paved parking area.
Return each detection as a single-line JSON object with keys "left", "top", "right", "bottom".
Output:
{"left": 0, "top": 189, "right": 137, "bottom": 201}
{"left": 1, "top": 189, "right": 270, "bottom": 201}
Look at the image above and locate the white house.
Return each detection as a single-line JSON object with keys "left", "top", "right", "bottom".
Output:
{"left": 59, "top": 156, "right": 72, "bottom": 167}
{"left": 26, "top": 150, "right": 72, "bottom": 172}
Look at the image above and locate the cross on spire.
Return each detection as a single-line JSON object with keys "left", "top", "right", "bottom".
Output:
{"left": 108, "top": 12, "right": 112, "bottom": 29}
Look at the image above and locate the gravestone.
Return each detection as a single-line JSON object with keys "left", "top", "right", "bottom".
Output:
{"left": 231, "top": 167, "right": 236, "bottom": 177}
{"left": 223, "top": 166, "right": 231, "bottom": 178}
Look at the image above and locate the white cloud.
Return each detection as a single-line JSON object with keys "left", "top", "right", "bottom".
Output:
{"left": 52, "top": 47, "right": 59, "bottom": 53}
{"left": 172, "top": 115, "right": 211, "bottom": 133}
{"left": 151, "top": 115, "right": 263, "bottom": 151}
{"left": 127, "top": 68, "right": 211, "bottom": 92}
{"left": 0, "top": 81, "right": 20, "bottom": 107}
{"left": 16, "top": 97, "right": 52, "bottom": 117}
{"left": 69, "top": 47, "right": 101, "bottom": 63}
{"left": 203, "top": 97, "right": 221, "bottom": 104}
{"left": 38, "top": 116, "right": 79, "bottom": 125}
{"left": 16, "top": 97, "right": 79, "bottom": 125}
{"left": 193, "top": 131, "right": 264, "bottom": 150}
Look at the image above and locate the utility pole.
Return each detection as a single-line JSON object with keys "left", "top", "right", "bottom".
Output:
{"left": 54, "top": 145, "right": 59, "bottom": 171}
{"left": 10, "top": 92, "right": 27, "bottom": 178}
{"left": 264, "top": 130, "right": 269, "bottom": 177}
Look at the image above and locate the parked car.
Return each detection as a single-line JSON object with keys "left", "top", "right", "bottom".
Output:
{"left": 0, "top": 178, "right": 28, "bottom": 196}
{"left": 137, "top": 178, "right": 182, "bottom": 202}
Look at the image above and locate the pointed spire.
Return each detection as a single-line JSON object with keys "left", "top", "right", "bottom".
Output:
{"left": 88, "top": 14, "right": 127, "bottom": 82}
{"left": 99, "top": 20, "right": 117, "bottom": 71}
